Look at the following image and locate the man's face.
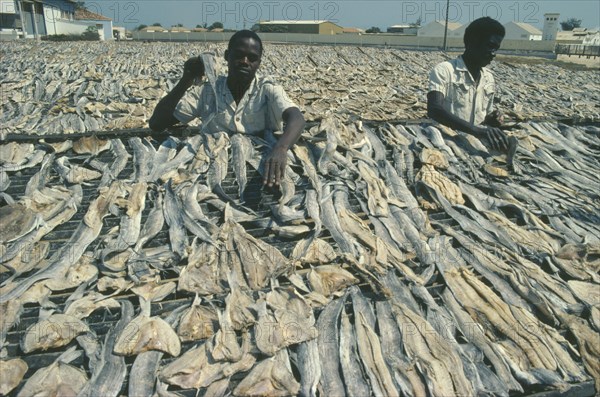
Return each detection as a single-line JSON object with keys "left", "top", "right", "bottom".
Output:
{"left": 225, "top": 37, "right": 262, "bottom": 83}
{"left": 468, "top": 34, "right": 503, "bottom": 67}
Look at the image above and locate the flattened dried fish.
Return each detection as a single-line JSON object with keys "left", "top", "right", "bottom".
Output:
{"left": 351, "top": 289, "right": 399, "bottom": 397}
{"left": 297, "top": 339, "right": 321, "bottom": 397}
{"left": 77, "top": 300, "right": 133, "bottom": 397}
{"left": 233, "top": 348, "right": 300, "bottom": 396}
{"left": 222, "top": 205, "right": 290, "bottom": 290}
{"left": 0, "top": 358, "right": 28, "bottom": 395}
{"left": 339, "top": 308, "right": 371, "bottom": 396}
{"left": 114, "top": 313, "right": 181, "bottom": 357}
{"left": 317, "top": 297, "right": 345, "bottom": 396}
{"left": 0, "top": 203, "right": 39, "bottom": 243}
{"left": 17, "top": 347, "right": 87, "bottom": 397}
{"left": 308, "top": 264, "right": 358, "bottom": 296}
{"left": 73, "top": 135, "right": 111, "bottom": 155}
{"left": 160, "top": 343, "right": 225, "bottom": 390}
{"left": 129, "top": 306, "right": 186, "bottom": 397}
{"left": 178, "top": 294, "right": 218, "bottom": 342}
{"left": 178, "top": 240, "right": 224, "bottom": 295}
{"left": 21, "top": 313, "right": 90, "bottom": 353}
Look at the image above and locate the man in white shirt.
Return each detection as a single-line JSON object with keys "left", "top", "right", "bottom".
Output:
{"left": 427, "top": 17, "right": 508, "bottom": 151}
{"left": 149, "top": 30, "right": 305, "bottom": 187}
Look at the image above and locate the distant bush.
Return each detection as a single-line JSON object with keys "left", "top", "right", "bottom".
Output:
{"left": 43, "top": 26, "right": 99, "bottom": 41}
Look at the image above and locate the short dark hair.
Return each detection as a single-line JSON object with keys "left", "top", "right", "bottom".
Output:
{"left": 464, "top": 17, "right": 505, "bottom": 47}
{"left": 228, "top": 30, "right": 263, "bottom": 54}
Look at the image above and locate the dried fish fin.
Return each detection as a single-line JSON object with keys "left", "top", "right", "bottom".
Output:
{"left": 233, "top": 348, "right": 300, "bottom": 396}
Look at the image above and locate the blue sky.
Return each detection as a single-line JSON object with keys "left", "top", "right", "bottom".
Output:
{"left": 83, "top": 1, "right": 600, "bottom": 30}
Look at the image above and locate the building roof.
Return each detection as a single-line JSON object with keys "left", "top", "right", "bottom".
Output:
{"left": 74, "top": 8, "right": 112, "bottom": 21}
{"left": 343, "top": 27, "right": 364, "bottom": 33}
{"left": 507, "top": 22, "right": 542, "bottom": 35}
{"left": 259, "top": 20, "right": 330, "bottom": 25}
{"left": 140, "top": 26, "right": 167, "bottom": 32}
{"left": 192, "top": 27, "right": 208, "bottom": 32}
{"left": 169, "top": 27, "right": 191, "bottom": 32}
{"left": 388, "top": 24, "right": 414, "bottom": 29}
{"left": 430, "top": 20, "right": 462, "bottom": 30}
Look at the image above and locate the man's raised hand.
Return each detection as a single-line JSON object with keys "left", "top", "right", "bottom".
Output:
{"left": 181, "top": 57, "right": 205, "bottom": 88}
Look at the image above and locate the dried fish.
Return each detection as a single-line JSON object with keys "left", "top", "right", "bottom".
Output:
{"left": 0, "top": 358, "right": 28, "bottom": 395}
{"left": 21, "top": 313, "right": 90, "bottom": 353}
{"left": 307, "top": 264, "right": 358, "bottom": 296}
{"left": 178, "top": 294, "right": 218, "bottom": 342}
{"left": 316, "top": 297, "right": 345, "bottom": 396}
{"left": 163, "top": 180, "right": 188, "bottom": 260}
{"left": 296, "top": 339, "right": 321, "bottom": 397}
{"left": 233, "top": 348, "right": 300, "bottom": 396}
{"left": 339, "top": 308, "right": 371, "bottom": 396}
{"left": 17, "top": 347, "right": 87, "bottom": 397}
{"left": 73, "top": 135, "right": 111, "bottom": 155}
{"left": 129, "top": 306, "right": 186, "bottom": 397}
{"left": 77, "top": 299, "right": 134, "bottom": 397}
{"left": 159, "top": 343, "right": 224, "bottom": 390}
{"left": 351, "top": 288, "right": 399, "bottom": 397}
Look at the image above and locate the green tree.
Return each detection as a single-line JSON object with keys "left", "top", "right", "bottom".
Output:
{"left": 75, "top": 1, "right": 86, "bottom": 10}
{"left": 208, "top": 21, "right": 224, "bottom": 30}
{"left": 560, "top": 18, "right": 582, "bottom": 31}
{"left": 152, "top": 22, "right": 162, "bottom": 27}
{"left": 82, "top": 25, "right": 99, "bottom": 40}
{"left": 173, "top": 23, "right": 183, "bottom": 27}
{"left": 366, "top": 26, "right": 381, "bottom": 33}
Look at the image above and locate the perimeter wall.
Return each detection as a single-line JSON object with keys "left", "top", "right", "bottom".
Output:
{"left": 132, "top": 31, "right": 556, "bottom": 53}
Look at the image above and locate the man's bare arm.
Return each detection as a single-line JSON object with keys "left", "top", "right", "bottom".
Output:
{"left": 427, "top": 91, "right": 508, "bottom": 151}
{"left": 263, "top": 107, "right": 305, "bottom": 187}
{"left": 149, "top": 57, "right": 204, "bottom": 132}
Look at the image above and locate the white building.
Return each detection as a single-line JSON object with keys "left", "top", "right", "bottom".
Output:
{"left": 0, "top": 0, "right": 111, "bottom": 39}
{"left": 417, "top": 20, "right": 462, "bottom": 37}
{"left": 387, "top": 24, "right": 418, "bottom": 35}
{"left": 503, "top": 21, "right": 542, "bottom": 41}
{"left": 542, "top": 13, "right": 560, "bottom": 41}
{"left": 582, "top": 30, "right": 600, "bottom": 46}
{"left": 73, "top": 8, "right": 112, "bottom": 40}
{"left": 557, "top": 28, "right": 598, "bottom": 45}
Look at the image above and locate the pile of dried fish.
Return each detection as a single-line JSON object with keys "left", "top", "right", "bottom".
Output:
{"left": 1, "top": 113, "right": 598, "bottom": 396}
{"left": 1, "top": 41, "right": 599, "bottom": 136}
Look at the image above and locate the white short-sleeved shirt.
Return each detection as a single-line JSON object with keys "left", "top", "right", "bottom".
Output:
{"left": 428, "top": 56, "right": 495, "bottom": 126}
{"left": 174, "top": 75, "right": 298, "bottom": 135}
